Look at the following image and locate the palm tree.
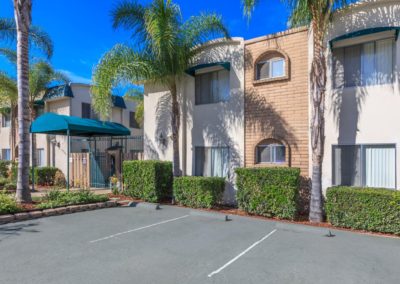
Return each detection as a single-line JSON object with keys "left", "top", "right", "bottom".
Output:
{"left": 92, "top": 0, "right": 229, "bottom": 177}
{"left": 242, "top": 0, "right": 350, "bottom": 222}
{"left": 28, "top": 61, "right": 69, "bottom": 167}
{"left": 124, "top": 88, "right": 144, "bottom": 127}
{"left": 13, "top": 0, "right": 33, "bottom": 203}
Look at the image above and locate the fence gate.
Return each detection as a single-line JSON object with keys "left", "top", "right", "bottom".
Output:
{"left": 90, "top": 152, "right": 111, "bottom": 188}
{"left": 70, "top": 153, "right": 90, "bottom": 188}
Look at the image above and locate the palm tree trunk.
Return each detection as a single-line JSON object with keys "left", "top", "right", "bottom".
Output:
{"left": 309, "top": 22, "right": 326, "bottom": 223}
{"left": 170, "top": 82, "right": 181, "bottom": 177}
{"left": 14, "top": 0, "right": 32, "bottom": 203}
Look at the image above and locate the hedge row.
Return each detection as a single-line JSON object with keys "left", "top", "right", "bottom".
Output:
{"left": 326, "top": 186, "right": 400, "bottom": 235}
{"left": 123, "top": 160, "right": 173, "bottom": 202}
{"left": 174, "top": 176, "right": 225, "bottom": 208}
{"left": 236, "top": 167, "right": 300, "bottom": 220}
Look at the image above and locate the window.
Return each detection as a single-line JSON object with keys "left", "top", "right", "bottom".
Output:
{"left": 256, "top": 143, "right": 286, "bottom": 164}
{"left": 1, "top": 149, "right": 11, "bottom": 161}
{"left": 36, "top": 148, "right": 45, "bottom": 167}
{"left": 333, "top": 144, "right": 396, "bottom": 188}
{"left": 195, "top": 147, "right": 229, "bottom": 177}
{"left": 129, "top": 112, "right": 139, "bottom": 128}
{"left": 1, "top": 113, "right": 11, "bottom": 128}
{"left": 256, "top": 57, "right": 285, "bottom": 80}
{"left": 81, "top": 103, "right": 98, "bottom": 119}
{"left": 332, "top": 38, "right": 394, "bottom": 88}
{"left": 195, "top": 69, "right": 230, "bottom": 105}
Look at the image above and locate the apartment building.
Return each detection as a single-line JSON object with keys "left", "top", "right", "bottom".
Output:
{"left": 0, "top": 83, "right": 142, "bottom": 176}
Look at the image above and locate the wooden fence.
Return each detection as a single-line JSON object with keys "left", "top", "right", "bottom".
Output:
{"left": 70, "top": 153, "right": 90, "bottom": 189}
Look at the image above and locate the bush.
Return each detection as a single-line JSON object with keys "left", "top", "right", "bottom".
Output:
{"left": 54, "top": 170, "right": 66, "bottom": 187}
{"left": 4, "top": 183, "right": 16, "bottom": 191}
{"left": 0, "top": 193, "right": 21, "bottom": 214}
{"left": 0, "top": 160, "right": 10, "bottom": 178}
{"left": 34, "top": 167, "right": 59, "bottom": 186}
{"left": 326, "top": 186, "right": 400, "bottom": 235}
{"left": 0, "top": 177, "right": 8, "bottom": 187}
{"left": 37, "top": 189, "right": 109, "bottom": 209}
{"left": 123, "top": 160, "right": 173, "bottom": 202}
{"left": 174, "top": 176, "right": 225, "bottom": 208}
{"left": 235, "top": 167, "right": 300, "bottom": 220}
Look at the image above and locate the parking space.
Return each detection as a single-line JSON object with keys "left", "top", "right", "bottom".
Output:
{"left": 1, "top": 205, "right": 399, "bottom": 284}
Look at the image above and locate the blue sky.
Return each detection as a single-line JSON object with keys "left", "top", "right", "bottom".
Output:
{"left": 0, "top": 0, "right": 290, "bottom": 86}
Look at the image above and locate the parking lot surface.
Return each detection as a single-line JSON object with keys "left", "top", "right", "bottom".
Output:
{"left": 1, "top": 205, "right": 399, "bottom": 284}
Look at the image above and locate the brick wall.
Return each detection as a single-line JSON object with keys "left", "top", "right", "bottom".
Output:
{"left": 244, "top": 27, "right": 309, "bottom": 176}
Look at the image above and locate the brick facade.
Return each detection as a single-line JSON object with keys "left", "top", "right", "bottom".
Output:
{"left": 244, "top": 27, "right": 309, "bottom": 176}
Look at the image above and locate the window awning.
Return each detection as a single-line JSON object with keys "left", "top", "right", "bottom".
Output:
{"left": 30, "top": 113, "right": 130, "bottom": 137}
{"left": 185, "top": 62, "right": 230, "bottom": 76}
{"left": 330, "top": 27, "right": 400, "bottom": 49}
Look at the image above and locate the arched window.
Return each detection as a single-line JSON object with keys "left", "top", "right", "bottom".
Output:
{"left": 255, "top": 51, "right": 288, "bottom": 81}
{"left": 256, "top": 139, "right": 286, "bottom": 164}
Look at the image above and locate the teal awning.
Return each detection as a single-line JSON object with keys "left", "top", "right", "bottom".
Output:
{"left": 330, "top": 27, "right": 400, "bottom": 48}
{"left": 30, "top": 113, "right": 130, "bottom": 137}
{"left": 185, "top": 62, "right": 230, "bottom": 76}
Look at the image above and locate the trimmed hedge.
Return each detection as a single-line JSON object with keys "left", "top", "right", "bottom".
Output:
{"left": 174, "top": 176, "right": 225, "bottom": 208}
{"left": 235, "top": 167, "right": 300, "bottom": 220}
{"left": 34, "top": 167, "right": 59, "bottom": 186}
{"left": 326, "top": 186, "right": 400, "bottom": 235}
{"left": 123, "top": 160, "right": 173, "bottom": 202}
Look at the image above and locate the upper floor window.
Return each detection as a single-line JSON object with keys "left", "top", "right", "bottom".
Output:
{"left": 1, "top": 113, "right": 11, "bottom": 128}
{"left": 36, "top": 148, "right": 45, "bottom": 167}
{"left": 256, "top": 57, "right": 285, "bottom": 80}
{"left": 195, "top": 69, "right": 230, "bottom": 105}
{"left": 81, "top": 103, "right": 98, "bottom": 120}
{"left": 256, "top": 140, "right": 286, "bottom": 164}
{"left": 129, "top": 111, "right": 139, "bottom": 128}
{"left": 332, "top": 38, "right": 395, "bottom": 88}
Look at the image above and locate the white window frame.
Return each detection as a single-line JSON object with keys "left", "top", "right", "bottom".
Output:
{"left": 256, "top": 57, "right": 286, "bottom": 80}
{"left": 256, "top": 143, "right": 286, "bottom": 164}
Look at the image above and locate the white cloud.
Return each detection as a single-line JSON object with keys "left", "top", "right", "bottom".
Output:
{"left": 57, "top": 69, "right": 92, "bottom": 84}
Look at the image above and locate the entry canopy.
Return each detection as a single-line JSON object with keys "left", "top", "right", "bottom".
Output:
{"left": 185, "top": 62, "right": 230, "bottom": 76}
{"left": 30, "top": 113, "right": 130, "bottom": 137}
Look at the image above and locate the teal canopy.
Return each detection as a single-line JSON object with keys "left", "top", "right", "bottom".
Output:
{"left": 185, "top": 62, "right": 230, "bottom": 76}
{"left": 30, "top": 113, "right": 130, "bottom": 137}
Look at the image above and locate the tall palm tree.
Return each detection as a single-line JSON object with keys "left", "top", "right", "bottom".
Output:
{"left": 242, "top": 0, "right": 349, "bottom": 222}
{"left": 28, "top": 61, "right": 69, "bottom": 167}
{"left": 124, "top": 88, "right": 144, "bottom": 127}
{"left": 14, "top": 0, "right": 33, "bottom": 203}
{"left": 92, "top": 0, "right": 229, "bottom": 177}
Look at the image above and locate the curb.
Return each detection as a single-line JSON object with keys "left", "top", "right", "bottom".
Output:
{"left": 128, "top": 201, "right": 161, "bottom": 210}
{"left": 0, "top": 200, "right": 119, "bottom": 225}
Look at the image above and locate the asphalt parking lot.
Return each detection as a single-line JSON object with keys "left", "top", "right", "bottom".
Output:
{"left": 1, "top": 205, "right": 399, "bottom": 284}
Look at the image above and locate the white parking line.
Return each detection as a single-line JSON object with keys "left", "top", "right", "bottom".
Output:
{"left": 89, "top": 215, "right": 190, "bottom": 243}
{"left": 208, "top": 229, "right": 277, "bottom": 278}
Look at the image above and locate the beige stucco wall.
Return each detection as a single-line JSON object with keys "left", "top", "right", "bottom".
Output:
{"left": 144, "top": 38, "right": 244, "bottom": 203}
{"left": 322, "top": 0, "right": 400, "bottom": 191}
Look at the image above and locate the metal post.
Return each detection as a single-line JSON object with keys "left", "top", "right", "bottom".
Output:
{"left": 31, "top": 133, "right": 35, "bottom": 192}
{"left": 67, "top": 129, "right": 70, "bottom": 191}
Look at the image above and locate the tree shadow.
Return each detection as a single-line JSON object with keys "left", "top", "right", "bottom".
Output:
{"left": 0, "top": 222, "right": 40, "bottom": 242}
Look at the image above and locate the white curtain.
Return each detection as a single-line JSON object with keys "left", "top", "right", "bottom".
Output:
{"left": 211, "top": 148, "right": 222, "bottom": 177}
{"left": 376, "top": 39, "right": 393, "bottom": 85}
{"left": 365, "top": 146, "right": 395, "bottom": 188}
{"left": 361, "top": 42, "right": 375, "bottom": 85}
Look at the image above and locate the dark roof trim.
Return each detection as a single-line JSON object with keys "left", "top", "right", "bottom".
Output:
{"left": 185, "top": 62, "right": 230, "bottom": 76}
{"left": 112, "top": 95, "right": 126, "bottom": 109}
{"left": 42, "top": 84, "right": 74, "bottom": 101}
{"left": 330, "top": 27, "right": 400, "bottom": 49}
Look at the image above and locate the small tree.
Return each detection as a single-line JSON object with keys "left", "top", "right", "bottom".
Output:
{"left": 242, "top": 0, "right": 350, "bottom": 222}
{"left": 92, "top": 0, "right": 230, "bottom": 177}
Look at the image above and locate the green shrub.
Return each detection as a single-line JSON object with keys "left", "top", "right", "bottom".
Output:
{"left": 0, "top": 177, "right": 8, "bottom": 187}
{"left": 174, "top": 176, "right": 225, "bottom": 208}
{"left": 0, "top": 193, "right": 21, "bottom": 214}
{"left": 37, "top": 189, "right": 109, "bottom": 209}
{"left": 10, "top": 161, "right": 17, "bottom": 183}
{"left": 4, "top": 183, "right": 16, "bottom": 191}
{"left": 235, "top": 167, "right": 300, "bottom": 220}
{"left": 0, "top": 160, "right": 10, "bottom": 178}
{"left": 326, "top": 186, "right": 400, "bottom": 235}
{"left": 123, "top": 160, "right": 173, "bottom": 202}
{"left": 34, "top": 167, "right": 59, "bottom": 186}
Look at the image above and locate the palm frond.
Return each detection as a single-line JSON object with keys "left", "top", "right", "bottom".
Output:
{"left": 242, "top": 0, "right": 259, "bottom": 19}
{"left": 0, "top": 18, "right": 17, "bottom": 42}
{"left": 92, "top": 44, "right": 159, "bottom": 118}
{"left": 0, "top": 72, "right": 17, "bottom": 106}
{"left": 182, "top": 13, "right": 230, "bottom": 48}
{"left": 0, "top": 48, "right": 17, "bottom": 64}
